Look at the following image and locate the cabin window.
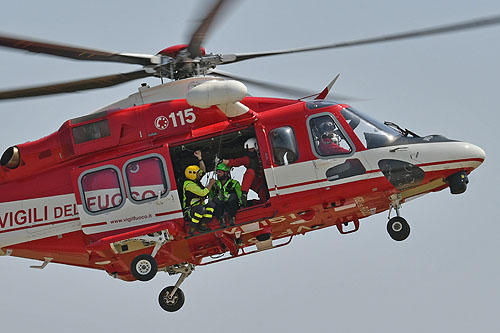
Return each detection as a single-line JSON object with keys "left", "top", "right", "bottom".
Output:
{"left": 308, "top": 114, "right": 352, "bottom": 157}
{"left": 270, "top": 126, "right": 299, "bottom": 166}
{"left": 124, "top": 155, "right": 170, "bottom": 204}
{"left": 72, "top": 119, "right": 111, "bottom": 144}
{"left": 80, "top": 166, "right": 124, "bottom": 213}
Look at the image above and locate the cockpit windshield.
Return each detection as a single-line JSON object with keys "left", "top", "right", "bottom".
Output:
{"left": 340, "top": 108, "right": 402, "bottom": 149}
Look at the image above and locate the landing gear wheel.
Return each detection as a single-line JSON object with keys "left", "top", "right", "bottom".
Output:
{"left": 387, "top": 216, "right": 410, "bottom": 241}
{"left": 131, "top": 254, "right": 158, "bottom": 281}
{"left": 158, "top": 286, "right": 185, "bottom": 312}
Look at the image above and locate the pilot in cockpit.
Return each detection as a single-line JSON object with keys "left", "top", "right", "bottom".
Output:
{"left": 316, "top": 119, "right": 350, "bottom": 156}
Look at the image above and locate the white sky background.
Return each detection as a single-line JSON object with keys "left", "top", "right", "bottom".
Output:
{"left": 1, "top": 0, "right": 499, "bottom": 331}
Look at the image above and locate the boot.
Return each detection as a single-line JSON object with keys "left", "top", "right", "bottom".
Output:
{"left": 189, "top": 222, "right": 198, "bottom": 236}
{"left": 197, "top": 223, "right": 211, "bottom": 233}
{"left": 218, "top": 217, "right": 227, "bottom": 228}
{"left": 241, "top": 191, "right": 248, "bottom": 207}
{"left": 228, "top": 215, "right": 235, "bottom": 226}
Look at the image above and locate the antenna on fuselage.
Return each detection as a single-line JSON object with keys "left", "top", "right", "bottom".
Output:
{"left": 299, "top": 74, "right": 340, "bottom": 100}
{"left": 315, "top": 74, "right": 340, "bottom": 100}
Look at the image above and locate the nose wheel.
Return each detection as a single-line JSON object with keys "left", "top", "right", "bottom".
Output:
{"left": 387, "top": 194, "right": 410, "bottom": 241}
{"left": 387, "top": 216, "right": 410, "bottom": 241}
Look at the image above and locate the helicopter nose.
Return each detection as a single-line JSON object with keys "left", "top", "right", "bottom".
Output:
{"left": 444, "top": 142, "right": 485, "bottom": 194}
{"left": 461, "top": 142, "right": 486, "bottom": 168}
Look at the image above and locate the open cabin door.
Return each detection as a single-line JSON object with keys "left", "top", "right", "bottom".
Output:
{"left": 71, "top": 145, "right": 183, "bottom": 237}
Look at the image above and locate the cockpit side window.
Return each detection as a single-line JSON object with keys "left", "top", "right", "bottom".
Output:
{"left": 270, "top": 126, "right": 299, "bottom": 166}
{"left": 308, "top": 114, "right": 352, "bottom": 157}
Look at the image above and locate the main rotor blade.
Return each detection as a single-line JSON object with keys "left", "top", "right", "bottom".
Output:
{"left": 0, "top": 69, "right": 152, "bottom": 100}
{"left": 209, "top": 69, "right": 361, "bottom": 101}
{"left": 222, "top": 14, "right": 500, "bottom": 64}
{"left": 0, "top": 34, "right": 160, "bottom": 66}
{"left": 210, "top": 69, "right": 314, "bottom": 96}
{"left": 186, "top": 0, "right": 232, "bottom": 58}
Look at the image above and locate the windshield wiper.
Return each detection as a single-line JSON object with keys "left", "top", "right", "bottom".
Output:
{"left": 384, "top": 121, "right": 420, "bottom": 137}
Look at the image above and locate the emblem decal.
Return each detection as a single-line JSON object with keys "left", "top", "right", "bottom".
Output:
{"left": 154, "top": 116, "right": 169, "bottom": 130}
{"left": 128, "top": 163, "right": 140, "bottom": 174}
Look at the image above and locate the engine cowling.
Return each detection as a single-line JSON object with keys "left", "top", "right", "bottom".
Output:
{"left": 0, "top": 146, "right": 20, "bottom": 169}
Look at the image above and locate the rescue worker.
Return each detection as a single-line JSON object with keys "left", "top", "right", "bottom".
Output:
{"left": 183, "top": 151, "right": 216, "bottom": 234}
{"left": 222, "top": 137, "right": 268, "bottom": 206}
{"left": 210, "top": 163, "right": 242, "bottom": 227}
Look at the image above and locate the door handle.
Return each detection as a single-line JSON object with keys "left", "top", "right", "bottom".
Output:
{"left": 389, "top": 147, "right": 408, "bottom": 152}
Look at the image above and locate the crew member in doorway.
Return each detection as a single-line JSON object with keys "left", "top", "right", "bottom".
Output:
{"left": 210, "top": 163, "right": 242, "bottom": 227}
{"left": 183, "top": 151, "right": 216, "bottom": 234}
{"left": 222, "top": 138, "right": 268, "bottom": 206}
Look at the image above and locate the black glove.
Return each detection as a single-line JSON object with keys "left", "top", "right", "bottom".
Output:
{"left": 214, "top": 155, "right": 222, "bottom": 165}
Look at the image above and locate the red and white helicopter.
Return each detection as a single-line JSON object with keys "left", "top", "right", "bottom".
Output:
{"left": 0, "top": 0, "right": 494, "bottom": 312}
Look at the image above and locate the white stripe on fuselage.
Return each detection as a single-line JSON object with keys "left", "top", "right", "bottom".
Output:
{"left": 265, "top": 141, "right": 483, "bottom": 197}
{"left": 0, "top": 193, "right": 80, "bottom": 248}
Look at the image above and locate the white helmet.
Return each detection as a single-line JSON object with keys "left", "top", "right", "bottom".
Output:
{"left": 244, "top": 138, "right": 258, "bottom": 151}
{"left": 319, "top": 121, "right": 341, "bottom": 145}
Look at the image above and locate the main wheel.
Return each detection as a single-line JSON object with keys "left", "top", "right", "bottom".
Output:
{"left": 387, "top": 216, "right": 410, "bottom": 241}
{"left": 131, "top": 254, "right": 158, "bottom": 281}
{"left": 158, "top": 286, "right": 185, "bottom": 312}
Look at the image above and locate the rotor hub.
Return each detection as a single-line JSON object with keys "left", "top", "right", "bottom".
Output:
{"left": 157, "top": 44, "right": 206, "bottom": 58}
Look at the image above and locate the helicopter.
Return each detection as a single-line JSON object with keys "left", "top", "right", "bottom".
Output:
{"left": 0, "top": 0, "right": 494, "bottom": 312}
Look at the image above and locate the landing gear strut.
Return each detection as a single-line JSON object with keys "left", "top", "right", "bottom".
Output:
{"left": 158, "top": 263, "right": 195, "bottom": 312}
{"left": 127, "top": 231, "right": 171, "bottom": 282}
{"left": 387, "top": 194, "right": 410, "bottom": 241}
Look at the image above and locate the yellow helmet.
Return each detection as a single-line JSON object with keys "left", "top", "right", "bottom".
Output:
{"left": 185, "top": 165, "right": 201, "bottom": 180}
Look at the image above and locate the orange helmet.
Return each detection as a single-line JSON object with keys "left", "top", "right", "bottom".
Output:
{"left": 185, "top": 165, "right": 201, "bottom": 180}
